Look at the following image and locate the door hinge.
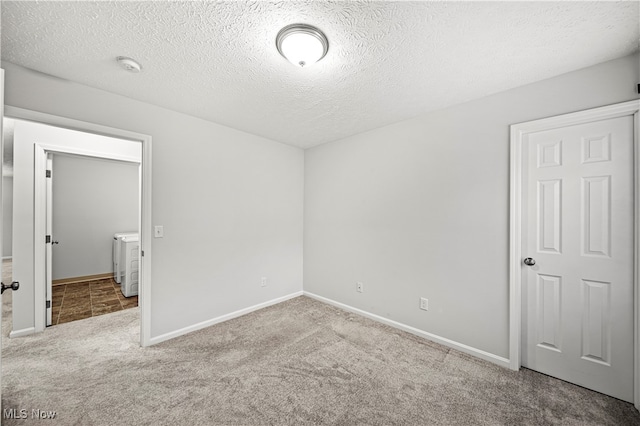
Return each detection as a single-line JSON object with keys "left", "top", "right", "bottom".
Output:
{"left": 46, "top": 170, "right": 52, "bottom": 178}
{"left": 46, "top": 235, "right": 51, "bottom": 244}
{"left": 141, "top": 250, "right": 144, "bottom": 257}
{"left": 46, "top": 300, "right": 51, "bottom": 309}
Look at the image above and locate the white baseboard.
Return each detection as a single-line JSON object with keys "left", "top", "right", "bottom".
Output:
{"left": 304, "top": 291, "right": 511, "bottom": 369}
{"left": 9, "top": 327, "right": 35, "bottom": 338}
{"left": 149, "top": 291, "right": 304, "bottom": 346}
{"left": 2, "top": 256, "right": 12, "bottom": 260}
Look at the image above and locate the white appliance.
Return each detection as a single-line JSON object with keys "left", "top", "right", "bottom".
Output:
{"left": 113, "top": 232, "right": 137, "bottom": 283}
{"left": 120, "top": 234, "right": 139, "bottom": 297}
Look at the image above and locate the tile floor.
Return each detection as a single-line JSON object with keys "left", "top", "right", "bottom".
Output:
{"left": 52, "top": 278, "right": 138, "bottom": 325}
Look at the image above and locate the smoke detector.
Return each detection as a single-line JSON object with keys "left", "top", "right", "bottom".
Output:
{"left": 116, "top": 56, "right": 142, "bottom": 73}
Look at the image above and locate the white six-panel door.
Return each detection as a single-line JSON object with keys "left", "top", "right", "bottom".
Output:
{"left": 522, "top": 115, "right": 634, "bottom": 402}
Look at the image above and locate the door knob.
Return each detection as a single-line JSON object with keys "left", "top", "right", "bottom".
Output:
{"left": 523, "top": 257, "right": 536, "bottom": 266}
{"left": 1, "top": 281, "right": 20, "bottom": 294}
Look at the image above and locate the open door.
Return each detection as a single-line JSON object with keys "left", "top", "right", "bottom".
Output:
{"left": 45, "top": 153, "right": 53, "bottom": 326}
{"left": 1, "top": 66, "right": 4, "bottom": 414}
{"left": 0, "top": 68, "right": 21, "bottom": 412}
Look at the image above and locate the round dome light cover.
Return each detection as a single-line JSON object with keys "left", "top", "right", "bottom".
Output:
{"left": 276, "top": 24, "right": 328, "bottom": 68}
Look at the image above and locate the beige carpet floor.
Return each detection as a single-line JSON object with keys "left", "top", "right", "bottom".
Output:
{"left": 1, "top": 295, "right": 639, "bottom": 425}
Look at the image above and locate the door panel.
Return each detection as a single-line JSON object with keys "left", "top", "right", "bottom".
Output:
{"left": 523, "top": 115, "right": 634, "bottom": 402}
{"left": 583, "top": 176, "right": 610, "bottom": 257}
{"left": 537, "top": 273, "right": 562, "bottom": 352}
{"left": 581, "top": 279, "right": 611, "bottom": 365}
{"left": 537, "top": 179, "right": 562, "bottom": 253}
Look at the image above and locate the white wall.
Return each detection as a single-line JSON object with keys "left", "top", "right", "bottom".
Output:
{"left": 51, "top": 154, "right": 138, "bottom": 280}
{"left": 304, "top": 53, "right": 640, "bottom": 359}
{"left": 2, "top": 177, "right": 12, "bottom": 258}
{"left": 4, "top": 61, "right": 304, "bottom": 339}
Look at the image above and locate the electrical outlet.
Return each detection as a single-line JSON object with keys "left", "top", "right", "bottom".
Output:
{"left": 356, "top": 282, "right": 363, "bottom": 293}
{"left": 261, "top": 277, "right": 267, "bottom": 287}
{"left": 420, "top": 297, "right": 429, "bottom": 311}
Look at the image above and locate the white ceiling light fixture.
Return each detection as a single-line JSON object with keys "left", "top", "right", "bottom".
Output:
{"left": 116, "top": 56, "right": 142, "bottom": 73}
{"left": 276, "top": 24, "right": 329, "bottom": 68}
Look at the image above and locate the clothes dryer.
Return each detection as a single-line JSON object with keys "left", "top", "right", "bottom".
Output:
{"left": 113, "top": 232, "right": 137, "bottom": 283}
{"left": 120, "top": 234, "right": 139, "bottom": 297}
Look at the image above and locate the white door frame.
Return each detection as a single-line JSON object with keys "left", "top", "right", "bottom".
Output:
{"left": 4, "top": 106, "right": 153, "bottom": 347}
{"left": 509, "top": 99, "right": 640, "bottom": 409}
{"left": 45, "top": 152, "right": 53, "bottom": 327}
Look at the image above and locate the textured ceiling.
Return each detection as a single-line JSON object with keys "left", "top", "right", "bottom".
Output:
{"left": 2, "top": 1, "right": 639, "bottom": 149}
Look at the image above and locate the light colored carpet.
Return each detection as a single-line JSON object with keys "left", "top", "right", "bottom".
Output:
{"left": 1, "top": 295, "right": 639, "bottom": 425}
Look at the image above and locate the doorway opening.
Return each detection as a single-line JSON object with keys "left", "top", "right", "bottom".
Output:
{"left": 3, "top": 107, "right": 152, "bottom": 346}
{"left": 46, "top": 152, "right": 140, "bottom": 326}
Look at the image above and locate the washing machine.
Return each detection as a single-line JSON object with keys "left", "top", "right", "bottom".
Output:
{"left": 113, "top": 232, "right": 137, "bottom": 283}
{"left": 120, "top": 234, "right": 139, "bottom": 297}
